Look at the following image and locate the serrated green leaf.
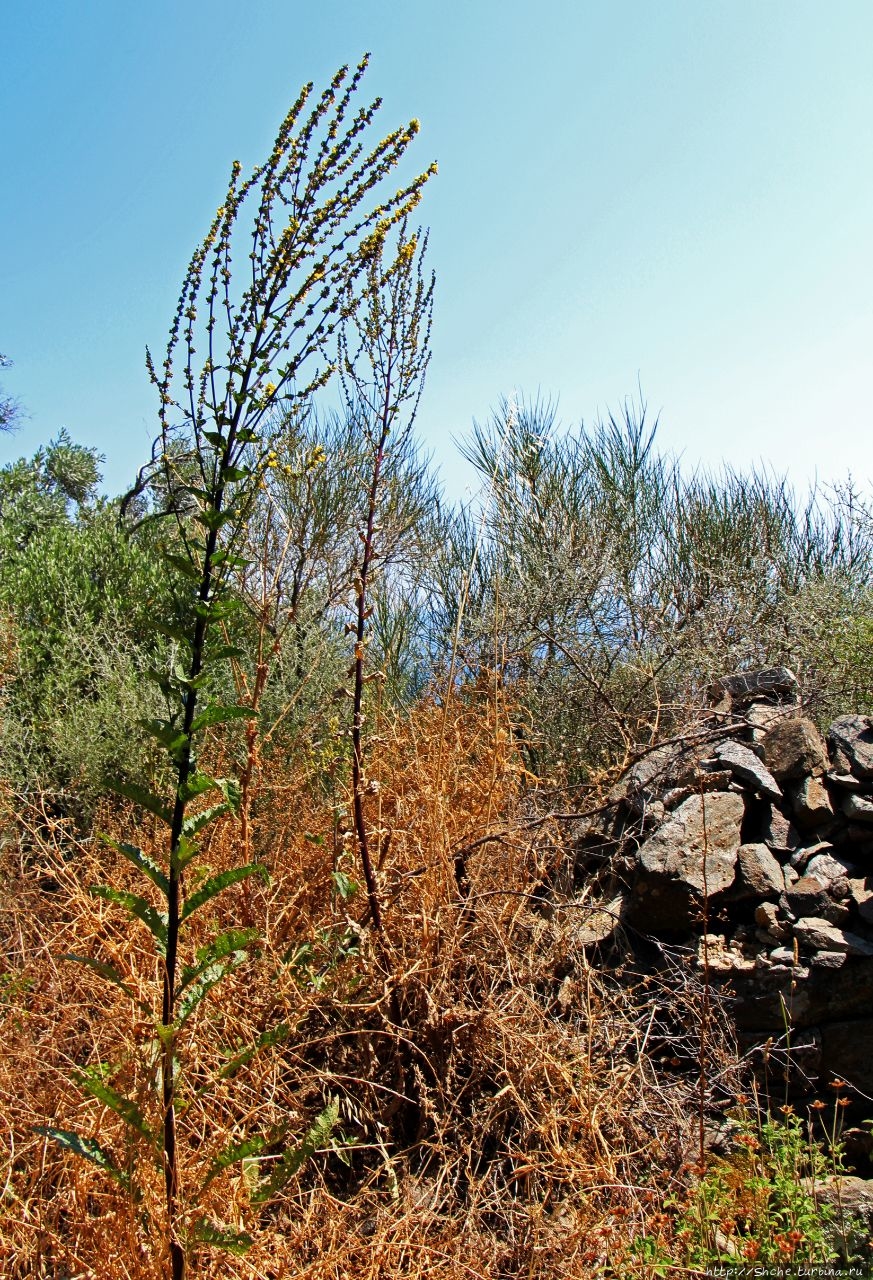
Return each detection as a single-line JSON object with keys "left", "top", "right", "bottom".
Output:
{"left": 192, "top": 1218, "right": 254, "bottom": 1256}
{"left": 110, "top": 779, "right": 172, "bottom": 826}
{"left": 181, "top": 802, "right": 231, "bottom": 842}
{"left": 72, "top": 1070, "right": 153, "bottom": 1142}
{"left": 331, "top": 869, "right": 359, "bottom": 902}
{"left": 153, "top": 620, "right": 194, "bottom": 646}
{"left": 211, "top": 550, "right": 251, "bottom": 570}
{"left": 190, "top": 703, "right": 257, "bottom": 734}
{"left": 139, "top": 718, "right": 189, "bottom": 759}
{"left": 34, "top": 1126, "right": 131, "bottom": 1189}
{"left": 101, "top": 837, "right": 169, "bottom": 895}
{"left": 178, "top": 770, "right": 217, "bottom": 804}
{"left": 180, "top": 864, "right": 268, "bottom": 923}
{"left": 143, "top": 666, "right": 176, "bottom": 697}
{"left": 176, "top": 957, "right": 244, "bottom": 1026}
{"left": 163, "top": 552, "right": 204, "bottom": 582}
{"left": 199, "top": 1127, "right": 284, "bottom": 1195}
{"left": 62, "top": 953, "right": 153, "bottom": 1017}
{"left": 252, "top": 1099, "right": 339, "bottom": 1204}
{"left": 216, "top": 776, "right": 242, "bottom": 813}
{"left": 213, "top": 1024, "right": 290, "bottom": 1085}
{"left": 180, "top": 929, "right": 259, "bottom": 992}
{"left": 172, "top": 833, "right": 198, "bottom": 871}
{"left": 204, "top": 643, "right": 246, "bottom": 663}
{"left": 192, "top": 597, "right": 241, "bottom": 622}
{"left": 90, "top": 886, "right": 168, "bottom": 954}
{"left": 195, "top": 507, "right": 235, "bottom": 532}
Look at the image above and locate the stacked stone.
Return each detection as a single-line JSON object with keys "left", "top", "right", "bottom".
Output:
{"left": 600, "top": 669, "right": 873, "bottom": 1094}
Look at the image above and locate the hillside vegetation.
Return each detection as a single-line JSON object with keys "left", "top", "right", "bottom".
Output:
{"left": 2, "top": 60, "right": 872, "bottom": 1279}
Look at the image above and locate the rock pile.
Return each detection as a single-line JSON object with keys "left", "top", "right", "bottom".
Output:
{"left": 593, "top": 669, "right": 873, "bottom": 1096}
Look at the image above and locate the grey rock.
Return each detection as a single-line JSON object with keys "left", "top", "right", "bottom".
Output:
{"left": 827, "top": 900, "right": 853, "bottom": 925}
{"left": 661, "top": 770, "right": 733, "bottom": 810}
{"left": 829, "top": 714, "right": 873, "bottom": 779}
{"left": 769, "top": 946, "right": 798, "bottom": 965}
{"left": 712, "top": 666, "right": 798, "bottom": 707}
{"left": 760, "top": 802, "right": 801, "bottom": 852}
{"left": 761, "top": 716, "right": 828, "bottom": 781}
{"left": 746, "top": 699, "right": 795, "bottom": 742}
{"left": 810, "top": 950, "right": 848, "bottom": 969}
{"left": 697, "top": 933, "right": 757, "bottom": 973}
{"left": 737, "top": 843, "right": 785, "bottom": 897}
{"left": 610, "top": 741, "right": 700, "bottom": 815}
{"left": 783, "top": 874, "right": 833, "bottom": 918}
{"left": 636, "top": 791, "right": 743, "bottom": 893}
{"left": 789, "top": 840, "right": 835, "bottom": 871}
{"left": 828, "top": 770, "right": 863, "bottom": 791}
{"left": 713, "top": 739, "right": 782, "bottom": 801}
{"left": 783, "top": 864, "right": 799, "bottom": 885}
{"left": 794, "top": 917, "right": 873, "bottom": 955}
{"left": 847, "top": 877, "right": 873, "bottom": 926}
{"left": 806, "top": 852, "right": 856, "bottom": 884}
{"left": 808, "top": 1176, "right": 873, "bottom": 1263}
{"left": 843, "top": 793, "right": 873, "bottom": 825}
{"left": 755, "top": 900, "right": 792, "bottom": 941}
{"left": 570, "top": 893, "right": 626, "bottom": 947}
{"left": 631, "top": 791, "right": 744, "bottom": 931}
{"left": 786, "top": 775, "right": 834, "bottom": 828}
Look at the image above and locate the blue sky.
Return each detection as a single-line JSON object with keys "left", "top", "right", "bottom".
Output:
{"left": 2, "top": 1, "right": 872, "bottom": 500}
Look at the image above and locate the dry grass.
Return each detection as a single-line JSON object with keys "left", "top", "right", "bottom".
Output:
{"left": 0, "top": 685, "right": 736, "bottom": 1278}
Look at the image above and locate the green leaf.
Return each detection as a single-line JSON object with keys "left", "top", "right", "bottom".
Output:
{"left": 192, "top": 597, "right": 241, "bottom": 622}
{"left": 73, "top": 1069, "right": 153, "bottom": 1142}
{"left": 180, "top": 864, "right": 268, "bottom": 923}
{"left": 140, "top": 718, "right": 189, "bottom": 760}
{"left": 102, "top": 837, "right": 169, "bottom": 895}
{"left": 218, "top": 465, "right": 250, "bottom": 483}
{"left": 178, "top": 770, "right": 217, "bottom": 804}
{"left": 153, "top": 619, "right": 194, "bottom": 646}
{"left": 181, "top": 802, "right": 232, "bottom": 841}
{"left": 331, "top": 869, "right": 359, "bottom": 902}
{"left": 179, "top": 929, "right": 259, "bottom": 992}
{"left": 202, "top": 429, "right": 226, "bottom": 448}
{"left": 211, "top": 550, "right": 251, "bottom": 570}
{"left": 190, "top": 703, "right": 257, "bottom": 734}
{"left": 213, "top": 1024, "right": 290, "bottom": 1085}
{"left": 90, "top": 886, "right": 168, "bottom": 955}
{"left": 204, "top": 643, "right": 246, "bottom": 663}
{"left": 62, "top": 953, "right": 153, "bottom": 1018}
{"left": 252, "top": 1099, "right": 339, "bottom": 1204}
{"left": 192, "top": 1219, "right": 253, "bottom": 1256}
{"left": 195, "top": 507, "right": 235, "bottom": 532}
{"left": 173, "top": 833, "right": 199, "bottom": 871}
{"left": 143, "top": 666, "right": 176, "bottom": 697}
{"left": 176, "top": 957, "right": 245, "bottom": 1026}
{"left": 216, "top": 776, "right": 242, "bottom": 812}
{"left": 163, "top": 552, "right": 204, "bottom": 582}
{"left": 34, "top": 1126, "right": 131, "bottom": 1189}
{"left": 110, "top": 779, "right": 172, "bottom": 826}
{"left": 199, "top": 1127, "right": 283, "bottom": 1195}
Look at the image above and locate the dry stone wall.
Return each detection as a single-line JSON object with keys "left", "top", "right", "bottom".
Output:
{"left": 592, "top": 668, "right": 873, "bottom": 1099}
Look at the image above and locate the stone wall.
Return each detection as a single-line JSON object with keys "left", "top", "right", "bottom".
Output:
{"left": 587, "top": 668, "right": 873, "bottom": 1100}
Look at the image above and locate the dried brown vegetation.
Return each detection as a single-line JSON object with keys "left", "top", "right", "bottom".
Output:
{"left": 0, "top": 686, "right": 739, "bottom": 1279}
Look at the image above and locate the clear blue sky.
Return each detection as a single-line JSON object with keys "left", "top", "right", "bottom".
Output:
{"left": 3, "top": 1, "right": 872, "bottom": 500}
